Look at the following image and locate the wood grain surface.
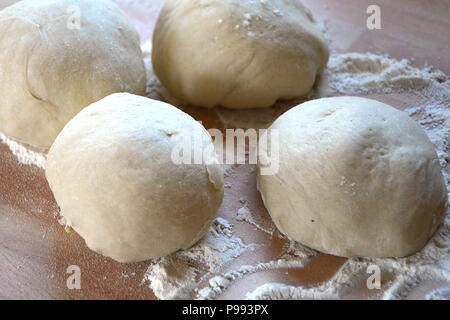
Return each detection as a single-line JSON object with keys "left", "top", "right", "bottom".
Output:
{"left": 0, "top": 0, "right": 449, "bottom": 300}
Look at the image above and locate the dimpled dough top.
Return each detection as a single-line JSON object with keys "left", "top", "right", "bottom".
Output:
{"left": 257, "top": 97, "right": 448, "bottom": 258}
{"left": 45, "top": 93, "right": 224, "bottom": 263}
{"left": 0, "top": 0, "right": 146, "bottom": 148}
{"left": 152, "top": 0, "right": 329, "bottom": 109}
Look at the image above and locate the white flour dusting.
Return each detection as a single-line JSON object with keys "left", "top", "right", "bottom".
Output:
{"left": 236, "top": 205, "right": 274, "bottom": 236}
{"left": 0, "top": 132, "right": 47, "bottom": 169}
{"left": 247, "top": 216, "right": 450, "bottom": 300}
{"left": 197, "top": 258, "right": 310, "bottom": 300}
{"left": 426, "top": 285, "right": 450, "bottom": 300}
{"left": 143, "top": 218, "right": 257, "bottom": 300}
{"left": 196, "top": 239, "right": 317, "bottom": 300}
{"left": 326, "top": 52, "right": 448, "bottom": 95}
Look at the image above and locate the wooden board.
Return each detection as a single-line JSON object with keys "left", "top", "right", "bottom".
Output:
{"left": 0, "top": 0, "right": 449, "bottom": 299}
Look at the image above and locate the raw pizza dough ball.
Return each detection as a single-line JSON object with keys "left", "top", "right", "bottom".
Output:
{"left": 0, "top": 0, "right": 146, "bottom": 148}
{"left": 257, "top": 96, "right": 447, "bottom": 258}
{"left": 46, "top": 93, "right": 224, "bottom": 263}
{"left": 152, "top": 0, "right": 329, "bottom": 109}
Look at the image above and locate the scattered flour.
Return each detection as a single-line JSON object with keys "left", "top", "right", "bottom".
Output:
{"left": 236, "top": 205, "right": 274, "bottom": 236}
{"left": 197, "top": 258, "right": 311, "bottom": 300}
{"left": 143, "top": 218, "right": 257, "bottom": 300}
{"left": 426, "top": 285, "right": 450, "bottom": 300}
{"left": 281, "top": 237, "right": 318, "bottom": 261}
{"left": 247, "top": 221, "right": 450, "bottom": 300}
{"left": 196, "top": 239, "right": 317, "bottom": 300}
{"left": 326, "top": 52, "right": 448, "bottom": 95}
{"left": 0, "top": 132, "right": 47, "bottom": 169}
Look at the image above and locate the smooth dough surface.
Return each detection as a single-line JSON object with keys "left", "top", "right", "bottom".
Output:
{"left": 46, "top": 93, "right": 224, "bottom": 263}
{"left": 257, "top": 96, "right": 448, "bottom": 258}
{"left": 152, "top": 0, "right": 329, "bottom": 109}
{"left": 0, "top": 0, "right": 146, "bottom": 148}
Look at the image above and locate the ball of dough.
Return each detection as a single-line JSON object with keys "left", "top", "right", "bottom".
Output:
{"left": 0, "top": 0, "right": 146, "bottom": 148}
{"left": 46, "top": 93, "right": 224, "bottom": 263}
{"left": 152, "top": 0, "right": 329, "bottom": 109}
{"left": 257, "top": 96, "right": 448, "bottom": 258}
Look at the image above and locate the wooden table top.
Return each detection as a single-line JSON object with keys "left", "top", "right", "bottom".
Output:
{"left": 0, "top": 0, "right": 448, "bottom": 299}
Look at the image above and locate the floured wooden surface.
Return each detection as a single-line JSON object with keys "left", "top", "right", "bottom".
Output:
{"left": 0, "top": 0, "right": 449, "bottom": 299}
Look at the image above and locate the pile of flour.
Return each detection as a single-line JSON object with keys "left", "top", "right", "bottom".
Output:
{"left": 1, "top": 43, "right": 448, "bottom": 300}
{"left": 236, "top": 203, "right": 275, "bottom": 236}
{"left": 143, "top": 218, "right": 257, "bottom": 299}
